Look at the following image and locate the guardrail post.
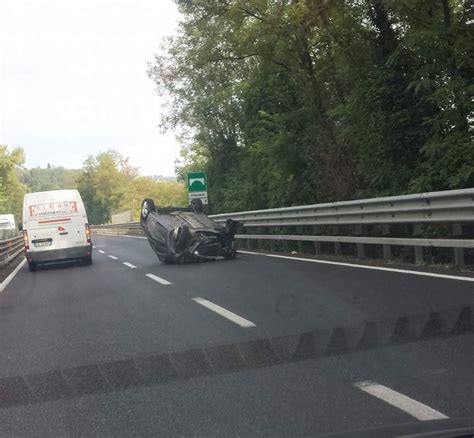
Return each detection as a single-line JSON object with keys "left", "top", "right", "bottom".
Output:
{"left": 256, "top": 227, "right": 264, "bottom": 250}
{"left": 452, "top": 224, "right": 464, "bottom": 267}
{"left": 454, "top": 248, "right": 465, "bottom": 268}
{"left": 297, "top": 226, "right": 304, "bottom": 253}
{"left": 415, "top": 246, "right": 424, "bottom": 265}
{"left": 331, "top": 225, "right": 341, "bottom": 255}
{"left": 314, "top": 241, "right": 322, "bottom": 256}
{"left": 269, "top": 239, "right": 277, "bottom": 253}
{"left": 413, "top": 224, "right": 424, "bottom": 265}
{"left": 356, "top": 243, "right": 366, "bottom": 259}
{"left": 383, "top": 245, "right": 392, "bottom": 262}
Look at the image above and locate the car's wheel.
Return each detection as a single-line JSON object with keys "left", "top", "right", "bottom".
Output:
{"left": 141, "top": 198, "right": 156, "bottom": 221}
{"left": 191, "top": 198, "right": 204, "bottom": 214}
{"left": 157, "top": 254, "right": 171, "bottom": 264}
{"left": 224, "top": 250, "right": 237, "bottom": 260}
{"left": 28, "top": 261, "right": 37, "bottom": 272}
{"left": 83, "top": 256, "right": 93, "bottom": 266}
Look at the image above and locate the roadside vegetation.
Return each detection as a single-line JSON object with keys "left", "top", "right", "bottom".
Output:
{"left": 0, "top": 147, "right": 186, "bottom": 225}
{"left": 150, "top": 0, "right": 473, "bottom": 213}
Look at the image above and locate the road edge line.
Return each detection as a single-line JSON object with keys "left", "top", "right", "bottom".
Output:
{"left": 0, "top": 258, "right": 27, "bottom": 294}
{"left": 238, "top": 251, "right": 474, "bottom": 283}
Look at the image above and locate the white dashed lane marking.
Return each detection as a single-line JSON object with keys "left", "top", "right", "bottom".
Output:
{"left": 108, "top": 255, "right": 118, "bottom": 260}
{"left": 354, "top": 381, "right": 449, "bottom": 421}
{"left": 193, "top": 298, "right": 256, "bottom": 328}
{"left": 98, "top": 250, "right": 105, "bottom": 254}
{"left": 145, "top": 273, "right": 172, "bottom": 286}
{"left": 123, "top": 262, "right": 137, "bottom": 269}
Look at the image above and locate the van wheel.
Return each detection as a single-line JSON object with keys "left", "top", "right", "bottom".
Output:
{"left": 28, "top": 262, "right": 37, "bottom": 272}
{"left": 83, "top": 256, "right": 93, "bottom": 266}
{"left": 141, "top": 198, "right": 156, "bottom": 222}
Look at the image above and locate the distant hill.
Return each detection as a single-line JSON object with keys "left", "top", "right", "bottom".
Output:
{"left": 17, "top": 166, "right": 81, "bottom": 192}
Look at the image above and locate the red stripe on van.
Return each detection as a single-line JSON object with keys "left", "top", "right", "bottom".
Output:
{"left": 38, "top": 218, "right": 72, "bottom": 224}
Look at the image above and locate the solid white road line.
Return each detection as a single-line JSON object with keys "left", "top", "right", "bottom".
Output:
{"left": 0, "top": 259, "right": 27, "bottom": 294}
{"left": 98, "top": 250, "right": 105, "bottom": 254}
{"left": 145, "top": 273, "right": 172, "bottom": 286}
{"left": 354, "top": 381, "right": 449, "bottom": 421}
{"left": 123, "top": 262, "right": 137, "bottom": 269}
{"left": 108, "top": 255, "right": 118, "bottom": 260}
{"left": 193, "top": 298, "right": 256, "bottom": 328}
{"left": 239, "top": 250, "right": 474, "bottom": 283}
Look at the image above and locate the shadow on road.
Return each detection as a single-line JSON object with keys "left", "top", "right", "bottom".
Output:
{"left": 0, "top": 304, "right": 472, "bottom": 409}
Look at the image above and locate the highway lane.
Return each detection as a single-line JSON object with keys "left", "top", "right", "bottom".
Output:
{"left": 93, "top": 234, "right": 474, "bottom": 336}
{"left": 0, "top": 251, "right": 258, "bottom": 377}
{"left": 0, "top": 234, "right": 472, "bottom": 436}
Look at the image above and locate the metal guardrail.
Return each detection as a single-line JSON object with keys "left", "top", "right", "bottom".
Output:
{"left": 92, "top": 189, "right": 474, "bottom": 267}
{"left": 235, "top": 234, "right": 474, "bottom": 248}
{"left": 211, "top": 189, "right": 474, "bottom": 267}
{"left": 0, "top": 235, "right": 24, "bottom": 268}
{"left": 209, "top": 188, "right": 474, "bottom": 226}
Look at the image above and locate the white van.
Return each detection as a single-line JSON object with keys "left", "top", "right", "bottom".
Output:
{"left": 21, "top": 189, "right": 92, "bottom": 271}
{"left": 0, "top": 214, "right": 16, "bottom": 230}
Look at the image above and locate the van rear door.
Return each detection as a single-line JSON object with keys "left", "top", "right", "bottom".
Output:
{"left": 27, "top": 217, "right": 61, "bottom": 253}
{"left": 26, "top": 199, "right": 86, "bottom": 252}
{"left": 55, "top": 202, "right": 88, "bottom": 249}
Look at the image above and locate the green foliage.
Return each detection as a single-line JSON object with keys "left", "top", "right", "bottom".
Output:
{"left": 77, "top": 150, "right": 186, "bottom": 224}
{"left": 150, "top": 0, "right": 473, "bottom": 212}
{"left": 0, "top": 147, "right": 186, "bottom": 226}
{"left": 0, "top": 145, "right": 26, "bottom": 223}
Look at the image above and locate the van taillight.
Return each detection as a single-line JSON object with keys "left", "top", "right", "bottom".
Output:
{"left": 23, "top": 230, "right": 30, "bottom": 251}
{"left": 85, "top": 224, "right": 91, "bottom": 243}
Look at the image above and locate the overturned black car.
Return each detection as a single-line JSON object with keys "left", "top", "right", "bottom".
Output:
{"left": 140, "top": 198, "right": 239, "bottom": 264}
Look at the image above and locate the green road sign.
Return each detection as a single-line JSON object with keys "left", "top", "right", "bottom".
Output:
{"left": 187, "top": 172, "right": 207, "bottom": 192}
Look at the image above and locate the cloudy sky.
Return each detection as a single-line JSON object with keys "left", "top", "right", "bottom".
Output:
{"left": 1, "top": 0, "right": 181, "bottom": 176}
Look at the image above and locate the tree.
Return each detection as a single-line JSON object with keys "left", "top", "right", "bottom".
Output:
{"left": 0, "top": 145, "right": 26, "bottom": 223}
{"left": 149, "top": 0, "right": 473, "bottom": 213}
{"left": 76, "top": 151, "right": 135, "bottom": 224}
{"left": 18, "top": 166, "right": 82, "bottom": 192}
{"left": 77, "top": 150, "right": 187, "bottom": 223}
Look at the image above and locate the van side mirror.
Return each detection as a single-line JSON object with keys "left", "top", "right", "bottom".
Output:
{"left": 18, "top": 224, "right": 23, "bottom": 231}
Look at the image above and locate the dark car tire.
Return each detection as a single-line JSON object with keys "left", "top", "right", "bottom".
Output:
{"left": 83, "top": 256, "right": 93, "bottom": 266}
{"left": 28, "top": 262, "right": 37, "bottom": 272}
{"left": 141, "top": 198, "right": 156, "bottom": 221}
{"left": 190, "top": 198, "right": 204, "bottom": 214}
{"left": 224, "top": 250, "right": 237, "bottom": 260}
{"left": 157, "top": 254, "right": 171, "bottom": 264}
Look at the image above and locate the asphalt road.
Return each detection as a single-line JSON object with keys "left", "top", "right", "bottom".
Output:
{"left": 0, "top": 234, "right": 472, "bottom": 437}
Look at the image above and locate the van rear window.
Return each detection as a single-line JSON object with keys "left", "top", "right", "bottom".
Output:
{"left": 29, "top": 201, "right": 79, "bottom": 217}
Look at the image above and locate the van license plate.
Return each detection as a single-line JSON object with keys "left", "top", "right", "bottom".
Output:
{"left": 34, "top": 241, "right": 52, "bottom": 248}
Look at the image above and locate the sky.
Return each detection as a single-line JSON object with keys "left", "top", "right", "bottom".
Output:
{"left": 1, "top": 0, "right": 182, "bottom": 176}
